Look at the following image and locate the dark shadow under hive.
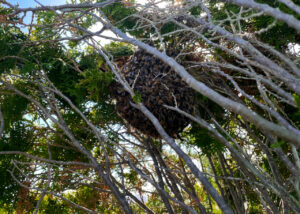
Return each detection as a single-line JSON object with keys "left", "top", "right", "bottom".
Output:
{"left": 111, "top": 49, "right": 195, "bottom": 138}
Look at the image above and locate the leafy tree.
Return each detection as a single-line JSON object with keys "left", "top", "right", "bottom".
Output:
{"left": 0, "top": 0, "right": 300, "bottom": 213}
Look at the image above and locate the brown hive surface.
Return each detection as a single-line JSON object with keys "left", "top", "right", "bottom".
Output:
{"left": 112, "top": 49, "right": 195, "bottom": 138}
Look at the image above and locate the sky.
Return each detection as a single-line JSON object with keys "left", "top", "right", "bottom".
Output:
{"left": 4, "top": 0, "right": 117, "bottom": 45}
{"left": 6, "top": 0, "right": 66, "bottom": 27}
{"left": 4, "top": 0, "right": 164, "bottom": 44}
{"left": 7, "top": 0, "right": 65, "bottom": 7}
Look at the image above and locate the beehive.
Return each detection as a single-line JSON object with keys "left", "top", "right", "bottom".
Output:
{"left": 111, "top": 49, "right": 195, "bottom": 138}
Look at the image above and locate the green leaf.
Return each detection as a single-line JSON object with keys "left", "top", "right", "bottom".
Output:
{"left": 293, "top": 94, "right": 300, "bottom": 109}
{"left": 104, "top": 42, "right": 134, "bottom": 57}
{"left": 184, "top": 123, "right": 225, "bottom": 156}
{"left": 132, "top": 92, "right": 142, "bottom": 103}
{"left": 270, "top": 140, "right": 285, "bottom": 149}
{"left": 20, "top": 62, "right": 34, "bottom": 74}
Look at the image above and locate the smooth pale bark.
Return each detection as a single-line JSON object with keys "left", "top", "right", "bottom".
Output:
{"left": 132, "top": 102, "right": 234, "bottom": 214}
{"left": 226, "top": 0, "right": 300, "bottom": 32}
{"left": 108, "top": 26, "right": 300, "bottom": 148}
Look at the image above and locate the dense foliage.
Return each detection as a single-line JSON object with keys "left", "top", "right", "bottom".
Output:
{"left": 0, "top": 0, "right": 300, "bottom": 213}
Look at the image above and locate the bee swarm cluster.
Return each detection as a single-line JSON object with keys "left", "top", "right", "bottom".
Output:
{"left": 111, "top": 49, "right": 195, "bottom": 138}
